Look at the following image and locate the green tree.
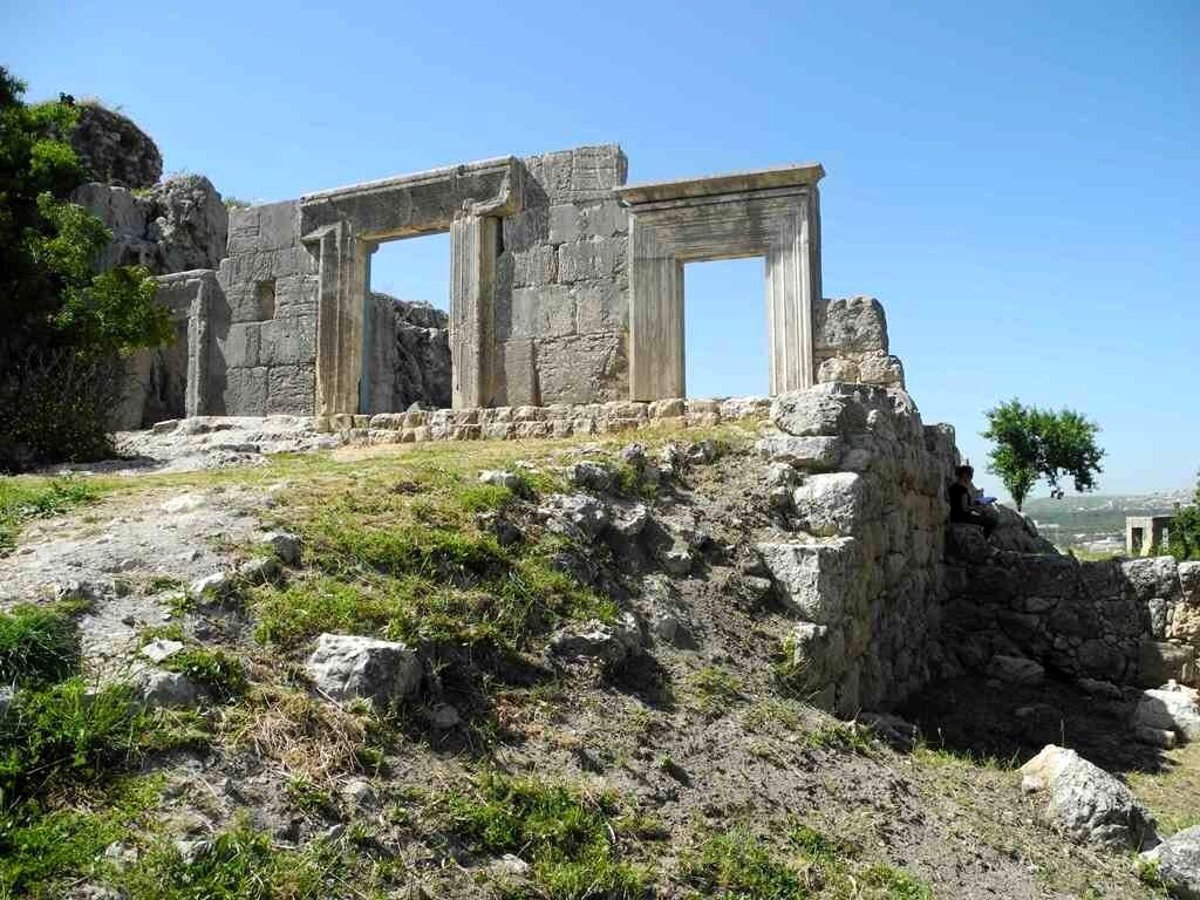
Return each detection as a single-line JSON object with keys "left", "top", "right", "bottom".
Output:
{"left": 1166, "top": 472, "right": 1200, "bottom": 561}
{"left": 0, "top": 67, "right": 170, "bottom": 470}
{"left": 982, "top": 399, "right": 1105, "bottom": 511}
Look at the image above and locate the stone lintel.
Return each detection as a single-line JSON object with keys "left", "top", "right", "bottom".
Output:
{"left": 616, "top": 163, "right": 825, "bottom": 206}
{"left": 299, "top": 155, "right": 521, "bottom": 241}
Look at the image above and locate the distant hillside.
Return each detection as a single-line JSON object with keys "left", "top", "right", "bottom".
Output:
{"left": 1024, "top": 488, "right": 1192, "bottom": 551}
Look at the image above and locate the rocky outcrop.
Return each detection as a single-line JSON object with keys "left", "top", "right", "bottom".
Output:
{"left": 1019, "top": 744, "right": 1158, "bottom": 849}
{"left": 71, "top": 175, "right": 228, "bottom": 274}
{"left": 68, "top": 102, "right": 162, "bottom": 189}
{"left": 363, "top": 293, "right": 452, "bottom": 412}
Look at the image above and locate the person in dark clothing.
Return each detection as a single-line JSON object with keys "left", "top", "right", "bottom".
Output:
{"left": 948, "top": 464, "right": 997, "bottom": 538}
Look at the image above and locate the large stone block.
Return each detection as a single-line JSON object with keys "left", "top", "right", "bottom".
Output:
{"left": 756, "top": 538, "right": 861, "bottom": 624}
{"left": 533, "top": 332, "right": 625, "bottom": 404}
{"left": 769, "top": 382, "right": 893, "bottom": 437}
{"left": 557, "top": 238, "right": 625, "bottom": 283}
{"left": 267, "top": 364, "right": 315, "bottom": 414}
{"left": 791, "top": 472, "right": 873, "bottom": 536}
{"left": 1122, "top": 557, "right": 1181, "bottom": 603}
{"left": 572, "top": 279, "right": 625, "bottom": 334}
{"left": 502, "top": 285, "right": 575, "bottom": 340}
{"left": 814, "top": 296, "right": 889, "bottom": 354}
{"left": 511, "top": 246, "right": 558, "bottom": 287}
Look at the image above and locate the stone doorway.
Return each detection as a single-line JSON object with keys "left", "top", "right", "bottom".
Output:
{"left": 615, "top": 164, "right": 824, "bottom": 401}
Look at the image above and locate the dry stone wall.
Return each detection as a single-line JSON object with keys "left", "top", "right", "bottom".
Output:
{"left": 943, "top": 539, "right": 1200, "bottom": 689}
{"left": 754, "top": 382, "right": 958, "bottom": 713}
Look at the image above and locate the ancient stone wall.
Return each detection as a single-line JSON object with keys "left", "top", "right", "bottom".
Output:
{"left": 754, "top": 382, "right": 958, "bottom": 713}
{"left": 813, "top": 296, "right": 905, "bottom": 387}
{"left": 209, "top": 201, "right": 319, "bottom": 414}
{"left": 943, "top": 535, "right": 1200, "bottom": 689}
{"left": 491, "top": 146, "right": 630, "bottom": 406}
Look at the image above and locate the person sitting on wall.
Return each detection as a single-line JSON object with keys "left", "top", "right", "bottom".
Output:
{"left": 949, "top": 464, "right": 998, "bottom": 538}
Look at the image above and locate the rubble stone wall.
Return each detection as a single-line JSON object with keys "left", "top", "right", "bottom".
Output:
{"left": 754, "top": 382, "right": 959, "bottom": 713}
{"left": 943, "top": 538, "right": 1200, "bottom": 689}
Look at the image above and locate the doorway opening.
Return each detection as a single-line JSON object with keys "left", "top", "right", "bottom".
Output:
{"left": 683, "top": 257, "right": 769, "bottom": 398}
{"left": 362, "top": 232, "right": 452, "bottom": 413}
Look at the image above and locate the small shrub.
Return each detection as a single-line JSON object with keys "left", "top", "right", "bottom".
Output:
{"left": 0, "top": 604, "right": 80, "bottom": 686}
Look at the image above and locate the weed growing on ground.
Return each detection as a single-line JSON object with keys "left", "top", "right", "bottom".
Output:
{"left": 682, "top": 827, "right": 806, "bottom": 898}
{"left": 685, "top": 666, "right": 743, "bottom": 717}
{"left": 444, "top": 771, "right": 651, "bottom": 898}
{"left": 0, "top": 477, "right": 100, "bottom": 551}
{"left": 0, "top": 604, "right": 80, "bottom": 685}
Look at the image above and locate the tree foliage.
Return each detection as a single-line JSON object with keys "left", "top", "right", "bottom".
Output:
{"left": 982, "top": 399, "right": 1105, "bottom": 511}
{"left": 1166, "top": 472, "right": 1200, "bottom": 561}
{"left": 0, "top": 66, "right": 170, "bottom": 471}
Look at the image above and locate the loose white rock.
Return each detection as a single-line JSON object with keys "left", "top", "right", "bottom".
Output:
{"left": 306, "top": 634, "right": 422, "bottom": 706}
{"left": 1142, "top": 825, "right": 1200, "bottom": 900}
{"left": 1019, "top": 744, "right": 1158, "bottom": 849}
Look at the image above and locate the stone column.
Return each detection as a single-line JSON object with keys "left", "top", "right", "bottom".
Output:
{"left": 450, "top": 213, "right": 499, "bottom": 409}
{"left": 628, "top": 223, "right": 684, "bottom": 401}
{"left": 766, "top": 187, "right": 821, "bottom": 393}
{"left": 310, "top": 222, "right": 370, "bottom": 416}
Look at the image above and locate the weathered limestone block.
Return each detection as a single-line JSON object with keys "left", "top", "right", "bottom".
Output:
{"left": 756, "top": 538, "right": 861, "bottom": 624}
{"left": 1135, "top": 683, "right": 1200, "bottom": 741}
{"left": 816, "top": 357, "right": 859, "bottom": 383}
{"left": 1020, "top": 744, "right": 1158, "bottom": 849}
{"left": 1142, "top": 825, "right": 1200, "bottom": 899}
{"left": 756, "top": 435, "right": 843, "bottom": 470}
{"left": 857, "top": 353, "right": 905, "bottom": 387}
{"left": 533, "top": 333, "right": 625, "bottom": 404}
{"left": 784, "top": 621, "right": 847, "bottom": 700}
{"left": 1122, "top": 557, "right": 1181, "bottom": 603}
{"left": 770, "top": 382, "right": 893, "bottom": 437}
{"left": 145, "top": 175, "right": 229, "bottom": 272}
{"left": 306, "top": 634, "right": 421, "bottom": 706}
{"left": 791, "top": 472, "right": 872, "bottom": 536}
{"left": 814, "top": 296, "right": 889, "bottom": 354}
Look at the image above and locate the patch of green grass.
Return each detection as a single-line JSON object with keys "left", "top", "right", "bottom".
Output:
{"left": 685, "top": 666, "right": 743, "bottom": 717}
{"left": 445, "top": 772, "right": 650, "bottom": 899}
{"left": 803, "top": 722, "right": 875, "bottom": 755}
{"left": 0, "top": 679, "right": 203, "bottom": 807}
{"left": 682, "top": 827, "right": 806, "bottom": 899}
{"left": 285, "top": 777, "right": 340, "bottom": 819}
{"left": 162, "top": 647, "right": 248, "bottom": 701}
{"left": 859, "top": 863, "right": 934, "bottom": 899}
{"left": 1128, "top": 741, "right": 1200, "bottom": 834}
{"left": 0, "top": 776, "right": 162, "bottom": 898}
{"left": 0, "top": 604, "right": 80, "bottom": 686}
{"left": 0, "top": 477, "right": 100, "bottom": 551}
{"left": 116, "top": 815, "right": 365, "bottom": 899}
{"left": 742, "top": 698, "right": 806, "bottom": 733}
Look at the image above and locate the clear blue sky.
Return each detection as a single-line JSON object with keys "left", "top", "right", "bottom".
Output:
{"left": 5, "top": 0, "right": 1197, "bottom": 496}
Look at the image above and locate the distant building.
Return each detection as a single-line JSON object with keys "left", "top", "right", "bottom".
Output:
{"left": 1125, "top": 515, "right": 1174, "bottom": 556}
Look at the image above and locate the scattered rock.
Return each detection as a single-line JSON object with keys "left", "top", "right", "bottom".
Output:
{"left": 190, "top": 572, "right": 230, "bottom": 597}
{"left": 141, "top": 638, "right": 184, "bottom": 664}
{"left": 306, "top": 634, "right": 422, "bottom": 706}
{"left": 543, "top": 494, "right": 610, "bottom": 539}
{"left": 1135, "top": 683, "right": 1200, "bottom": 742}
{"left": 611, "top": 503, "right": 650, "bottom": 539}
{"left": 261, "top": 531, "right": 302, "bottom": 566}
{"left": 687, "top": 439, "right": 719, "bottom": 463}
{"left": 476, "top": 511, "right": 523, "bottom": 547}
{"left": 1142, "top": 825, "right": 1200, "bottom": 899}
{"left": 859, "top": 711, "right": 919, "bottom": 752}
{"left": 161, "top": 493, "right": 206, "bottom": 515}
{"left": 1019, "top": 744, "right": 1158, "bottom": 849}
{"left": 548, "top": 614, "right": 642, "bottom": 667}
{"left": 1078, "top": 677, "right": 1124, "bottom": 700}
{"left": 660, "top": 541, "right": 694, "bottom": 576}
{"left": 136, "top": 669, "right": 201, "bottom": 709}
{"left": 569, "top": 461, "right": 616, "bottom": 492}
{"left": 987, "top": 654, "right": 1046, "bottom": 686}
{"left": 341, "top": 779, "right": 378, "bottom": 810}
{"left": 492, "top": 854, "right": 531, "bottom": 877}
{"left": 239, "top": 556, "right": 282, "bottom": 584}
{"left": 479, "top": 470, "right": 522, "bottom": 491}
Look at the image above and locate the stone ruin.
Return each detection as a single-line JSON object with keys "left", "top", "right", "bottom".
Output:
{"left": 77, "top": 143, "right": 1199, "bottom": 726}
{"left": 77, "top": 145, "right": 905, "bottom": 429}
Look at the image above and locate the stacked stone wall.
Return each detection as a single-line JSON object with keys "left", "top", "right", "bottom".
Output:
{"left": 944, "top": 538, "right": 1200, "bottom": 689}
{"left": 754, "top": 382, "right": 958, "bottom": 714}
{"left": 812, "top": 296, "right": 906, "bottom": 387}
{"left": 211, "top": 201, "right": 319, "bottom": 415}
{"left": 491, "top": 146, "right": 630, "bottom": 406}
